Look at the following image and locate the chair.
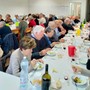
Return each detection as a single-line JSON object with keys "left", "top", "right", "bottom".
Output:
{"left": 0, "top": 51, "right": 11, "bottom": 71}
{"left": 25, "top": 27, "right": 32, "bottom": 35}
{"left": 0, "top": 33, "right": 19, "bottom": 71}
{"left": 1, "top": 33, "right": 19, "bottom": 55}
{"left": 0, "top": 60, "right": 3, "bottom": 71}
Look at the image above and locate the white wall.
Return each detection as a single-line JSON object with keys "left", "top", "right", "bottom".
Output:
{"left": 28, "top": 0, "right": 70, "bottom": 17}
{"left": 28, "top": 0, "right": 87, "bottom": 20}
{"left": 0, "top": 0, "right": 29, "bottom": 19}
{"left": 0, "top": 0, "right": 87, "bottom": 20}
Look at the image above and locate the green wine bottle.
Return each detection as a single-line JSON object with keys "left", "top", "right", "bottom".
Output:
{"left": 42, "top": 64, "right": 51, "bottom": 90}
{"left": 83, "top": 19, "right": 86, "bottom": 24}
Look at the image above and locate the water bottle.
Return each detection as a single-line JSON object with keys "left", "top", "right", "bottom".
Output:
{"left": 20, "top": 56, "right": 28, "bottom": 90}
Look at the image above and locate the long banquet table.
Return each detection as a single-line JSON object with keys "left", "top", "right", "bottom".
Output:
{"left": 0, "top": 29, "right": 90, "bottom": 90}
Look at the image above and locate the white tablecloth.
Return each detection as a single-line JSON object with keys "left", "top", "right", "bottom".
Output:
{"left": 0, "top": 30, "right": 90, "bottom": 90}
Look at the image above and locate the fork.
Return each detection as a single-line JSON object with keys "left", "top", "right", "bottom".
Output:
{"left": 75, "top": 83, "right": 78, "bottom": 90}
{"left": 30, "top": 68, "right": 37, "bottom": 77}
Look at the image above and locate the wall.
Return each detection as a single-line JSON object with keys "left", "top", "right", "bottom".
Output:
{"left": 28, "top": 0, "right": 87, "bottom": 20}
{"left": 0, "top": 0, "right": 29, "bottom": 19}
{"left": 0, "top": 0, "right": 87, "bottom": 20}
{"left": 28, "top": 0, "right": 70, "bottom": 17}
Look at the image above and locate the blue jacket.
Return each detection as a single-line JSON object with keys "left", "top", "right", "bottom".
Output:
{"left": 31, "top": 34, "right": 51, "bottom": 59}
{"left": 1, "top": 33, "right": 19, "bottom": 55}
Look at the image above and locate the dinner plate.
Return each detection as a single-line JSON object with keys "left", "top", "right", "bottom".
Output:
{"left": 84, "top": 42, "right": 90, "bottom": 46}
{"left": 34, "top": 62, "right": 44, "bottom": 70}
{"left": 68, "top": 31, "right": 74, "bottom": 34}
{"left": 79, "top": 58, "right": 88, "bottom": 65}
{"left": 72, "top": 75, "right": 87, "bottom": 86}
{"left": 79, "top": 46, "right": 88, "bottom": 52}
{"left": 47, "top": 51, "right": 56, "bottom": 56}
{"left": 65, "top": 34, "right": 71, "bottom": 37}
{"left": 50, "top": 79, "right": 62, "bottom": 89}
{"left": 84, "top": 40, "right": 90, "bottom": 46}
{"left": 54, "top": 44, "right": 61, "bottom": 48}
{"left": 29, "top": 72, "right": 42, "bottom": 86}
{"left": 84, "top": 39, "right": 90, "bottom": 43}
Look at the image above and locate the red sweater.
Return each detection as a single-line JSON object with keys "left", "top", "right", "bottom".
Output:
{"left": 28, "top": 19, "right": 36, "bottom": 27}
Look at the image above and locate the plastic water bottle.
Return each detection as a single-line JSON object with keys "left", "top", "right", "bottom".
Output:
{"left": 20, "top": 56, "right": 28, "bottom": 90}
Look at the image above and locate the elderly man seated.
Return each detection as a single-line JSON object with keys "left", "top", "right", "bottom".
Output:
{"left": 31, "top": 25, "right": 51, "bottom": 59}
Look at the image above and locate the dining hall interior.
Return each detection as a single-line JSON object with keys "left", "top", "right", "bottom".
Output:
{"left": 0, "top": 0, "right": 90, "bottom": 90}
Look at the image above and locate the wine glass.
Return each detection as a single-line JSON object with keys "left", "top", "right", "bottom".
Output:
{"left": 64, "top": 75, "right": 70, "bottom": 86}
{"left": 63, "top": 47, "right": 66, "bottom": 50}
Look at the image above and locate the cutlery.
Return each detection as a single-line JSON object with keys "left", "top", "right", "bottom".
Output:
{"left": 75, "top": 82, "right": 78, "bottom": 90}
{"left": 30, "top": 80, "right": 34, "bottom": 85}
{"left": 30, "top": 68, "right": 37, "bottom": 76}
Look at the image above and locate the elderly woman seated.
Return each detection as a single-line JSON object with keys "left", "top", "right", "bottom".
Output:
{"left": 48, "top": 21, "right": 65, "bottom": 42}
{"left": 44, "top": 26, "right": 63, "bottom": 47}
{"left": 6, "top": 36, "right": 44, "bottom": 76}
{"left": 62, "top": 18, "right": 74, "bottom": 33}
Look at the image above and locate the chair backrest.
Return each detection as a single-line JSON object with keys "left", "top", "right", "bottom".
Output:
{"left": 0, "top": 61, "right": 3, "bottom": 71}
{"left": 1, "top": 33, "right": 19, "bottom": 55}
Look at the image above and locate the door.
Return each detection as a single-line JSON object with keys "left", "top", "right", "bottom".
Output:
{"left": 70, "top": 2, "right": 81, "bottom": 17}
{"left": 86, "top": 0, "right": 90, "bottom": 21}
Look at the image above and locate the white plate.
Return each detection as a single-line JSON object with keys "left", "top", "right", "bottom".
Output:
{"left": 84, "top": 40, "right": 90, "bottom": 46}
{"left": 55, "top": 44, "right": 61, "bottom": 48}
{"left": 29, "top": 72, "right": 42, "bottom": 85}
{"left": 84, "top": 40, "right": 90, "bottom": 43}
{"left": 79, "top": 46, "right": 88, "bottom": 52}
{"left": 34, "top": 62, "right": 44, "bottom": 70}
{"left": 51, "top": 79, "right": 62, "bottom": 89}
{"left": 79, "top": 59, "right": 88, "bottom": 65}
{"left": 47, "top": 51, "right": 56, "bottom": 56}
{"left": 68, "top": 31, "right": 74, "bottom": 34}
{"left": 65, "top": 34, "right": 71, "bottom": 37}
{"left": 72, "top": 75, "right": 87, "bottom": 86}
{"left": 84, "top": 42, "right": 90, "bottom": 46}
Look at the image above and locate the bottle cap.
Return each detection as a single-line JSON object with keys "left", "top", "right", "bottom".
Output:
{"left": 23, "top": 56, "right": 27, "bottom": 59}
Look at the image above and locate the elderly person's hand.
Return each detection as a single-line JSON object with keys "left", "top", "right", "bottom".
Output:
{"left": 88, "top": 48, "right": 90, "bottom": 53}
{"left": 40, "top": 48, "right": 51, "bottom": 56}
{"left": 0, "top": 47, "right": 3, "bottom": 58}
{"left": 72, "top": 65, "right": 82, "bottom": 73}
{"left": 37, "top": 59, "right": 44, "bottom": 63}
{"left": 31, "top": 59, "right": 44, "bottom": 68}
{"left": 31, "top": 59, "right": 38, "bottom": 67}
{"left": 51, "top": 42, "right": 59, "bottom": 47}
{"left": 87, "top": 48, "right": 90, "bottom": 58}
{"left": 59, "top": 38, "right": 65, "bottom": 43}
{"left": 60, "top": 31, "right": 66, "bottom": 35}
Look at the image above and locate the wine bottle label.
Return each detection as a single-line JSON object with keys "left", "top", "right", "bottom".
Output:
{"left": 42, "top": 80, "right": 51, "bottom": 90}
